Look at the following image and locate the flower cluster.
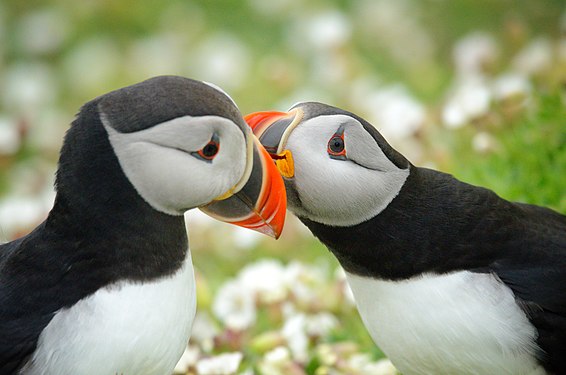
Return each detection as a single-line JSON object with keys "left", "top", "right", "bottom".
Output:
{"left": 173, "top": 258, "right": 397, "bottom": 375}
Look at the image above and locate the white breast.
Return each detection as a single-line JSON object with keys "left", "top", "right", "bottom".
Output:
{"left": 22, "top": 251, "right": 196, "bottom": 375}
{"left": 346, "top": 271, "right": 547, "bottom": 375}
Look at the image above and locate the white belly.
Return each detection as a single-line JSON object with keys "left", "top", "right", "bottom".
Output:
{"left": 346, "top": 271, "right": 546, "bottom": 375}
{"left": 22, "top": 251, "right": 196, "bottom": 375}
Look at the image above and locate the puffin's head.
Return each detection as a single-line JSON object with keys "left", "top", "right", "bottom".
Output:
{"left": 246, "top": 102, "right": 410, "bottom": 227}
{"left": 60, "top": 76, "right": 286, "bottom": 237}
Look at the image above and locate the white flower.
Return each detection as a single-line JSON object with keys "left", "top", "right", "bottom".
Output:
{"left": 282, "top": 304, "right": 339, "bottom": 341}
{"left": 212, "top": 279, "right": 257, "bottom": 331}
{"left": 7, "top": 161, "right": 56, "bottom": 200}
{"left": 371, "top": 358, "right": 400, "bottom": 375}
{"left": 348, "top": 355, "right": 399, "bottom": 375}
{"left": 231, "top": 227, "right": 262, "bottom": 250}
{"left": 472, "top": 132, "right": 497, "bottom": 154}
{"left": 281, "top": 311, "right": 338, "bottom": 362}
{"left": 363, "top": 85, "right": 426, "bottom": 140}
{"left": 442, "top": 77, "right": 491, "bottom": 128}
{"left": 27, "top": 109, "right": 68, "bottom": 153}
{"left": 284, "top": 261, "right": 325, "bottom": 305}
{"left": 281, "top": 301, "right": 297, "bottom": 319}
{"left": 0, "top": 197, "right": 47, "bottom": 239}
{"left": 192, "top": 33, "right": 251, "bottom": 91}
{"left": 281, "top": 314, "right": 309, "bottom": 363}
{"left": 311, "top": 51, "right": 348, "bottom": 84}
{"left": 316, "top": 343, "right": 338, "bottom": 366}
{"left": 190, "top": 311, "right": 219, "bottom": 350}
{"left": 453, "top": 32, "right": 498, "bottom": 76}
{"left": 491, "top": 73, "right": 531, "bottom": 101}
{"left": 173, "top": 345, "right": 200, "bottom": 374}
{"left": 306, "top": 10, "right": 352, "bottom": 50}
{"left": 304, "top": 312, "right": 338, "bottom": 337}
{"left": 258, "top": 346, "right": 293, "bottom": 375}
{"left": 355, "top": 0, "right": 434, "bottom": 64}
{"left": 15, "top": 8, "right": 70, "bottom": 55}
{"left": 512, "top": 38, "right": 553, "bottom": 76}
{"left": 0, "top": 117, "right": 21, "bottom": 155}
{"left": 2, "top": 62, "right": 57, "bottom": 114}
{"left": 127, "top": 33, "right": 185, "bottom": 77}
{"left": 238, "top": 259, "right": 288, "bottom": 303}
{"left": 265, "top": 346, "right": 292, "bottom": 364}
{"left": 196, "top": 352, "right": 243, "bottom": 375}
{"left": 62, "top": 37, "right": 121, "bottom": 95}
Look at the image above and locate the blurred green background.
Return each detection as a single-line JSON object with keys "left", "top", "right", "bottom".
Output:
{"left": 0, "top": 0, "right": 564, "bottom": 374}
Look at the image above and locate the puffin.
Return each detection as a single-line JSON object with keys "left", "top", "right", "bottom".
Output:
{"left": 0, "top": 76, "right": 286, "bottom": 375}
{"left": 245, "top": 102, "right": 566, "bottom": 375}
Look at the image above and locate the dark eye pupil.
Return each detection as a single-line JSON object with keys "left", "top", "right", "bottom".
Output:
{"left": 330, "top": 137, "right": 344, "bottom": 153}
{"left": 203, "top": 142, "right": 218, "bottom": 157}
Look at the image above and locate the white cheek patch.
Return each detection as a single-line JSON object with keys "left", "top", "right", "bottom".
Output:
{"left": 101, "top": 113, "right": 247, "bottom": 215}
{"left": 286, "top": 115, "right": 409, "bottom": 227}
{"left": 345, "top": 125, "right": 400, "bottom": 172}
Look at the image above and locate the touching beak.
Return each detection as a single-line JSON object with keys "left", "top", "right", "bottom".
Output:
{"left": 200, "top": 134, "right": 287, "bottom": 239}
{"left": 244, "top": 108, "right": 303, "bottom": 179}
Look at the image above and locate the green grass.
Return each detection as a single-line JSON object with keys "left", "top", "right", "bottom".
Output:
{"left": 445, "top": 92, "right": 566, "bottom": 213}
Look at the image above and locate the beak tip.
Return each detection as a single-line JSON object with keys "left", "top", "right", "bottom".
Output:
{"left": 260, "top": 226, "right": 280, "bottom": 240}
{"left": 254, "top": 208, "right": 286, "bottom": 240}
{"left": 240, "top": 217, "right": 284, "bottom": 240}
{"left": 271, "top": 223, "right": 284, "bottom": 240}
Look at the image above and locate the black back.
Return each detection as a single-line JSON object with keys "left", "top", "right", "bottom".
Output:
{"left": 300, "top": 166, "right": 566, "bottom": 373}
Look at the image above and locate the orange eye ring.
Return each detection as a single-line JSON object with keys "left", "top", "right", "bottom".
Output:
{"left": 196, "top": 137, "right": 220, "bottom": 161}
{"left": 327, "top": 130, "right": 346, "bottom": 160}
{"left": 198, "top": 140, "right": 219, "bottom": 160}
{"left": 327, "top": 135, "right": 345, "bottom": 156}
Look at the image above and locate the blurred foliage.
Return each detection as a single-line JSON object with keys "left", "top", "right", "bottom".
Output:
{"left": 447, "top": 92, "right": 566, "bottom": 212}
{"left": 2, "top": 0, "right": 564, "bottom": 108}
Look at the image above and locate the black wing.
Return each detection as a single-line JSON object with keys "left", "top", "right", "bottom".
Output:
{"left": 491, "top": 202, "right": 566, "bottom": 373}
{"left": 0, "top": 318, "right": 52, "bottom": 375}
{"left": 0, "top": 227, "right": 58, "bottom": 374}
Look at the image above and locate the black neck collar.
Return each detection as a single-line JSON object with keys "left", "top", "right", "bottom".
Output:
{"left": 299, "top": 166, "right": 514, "bottom": 280}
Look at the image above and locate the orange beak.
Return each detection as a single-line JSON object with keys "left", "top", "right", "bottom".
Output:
{"left": 245, "top": 111, "right": 288, "bottom": 134}
{"left": 244, "top": 109, "right": 303, "bottom": 179}
{"left": 200, "top": 134, "right": 287, "bottom": 239}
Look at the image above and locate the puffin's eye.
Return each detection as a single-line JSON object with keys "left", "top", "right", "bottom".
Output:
{"left": 329, "top": 136, "right": 344, "bottom": 154}
{"left": 327, "top": 128, "right": 346, "bottom": 160}
{"left": 193, "top": 135, "right": 220, "bottom": 162}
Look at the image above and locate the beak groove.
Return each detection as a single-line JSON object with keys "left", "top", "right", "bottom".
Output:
{"left": 200, "top": 135, "right": 286, "bottom": 239}
{"left": 244, "top": 111, "right": 288, "bottom": 133}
